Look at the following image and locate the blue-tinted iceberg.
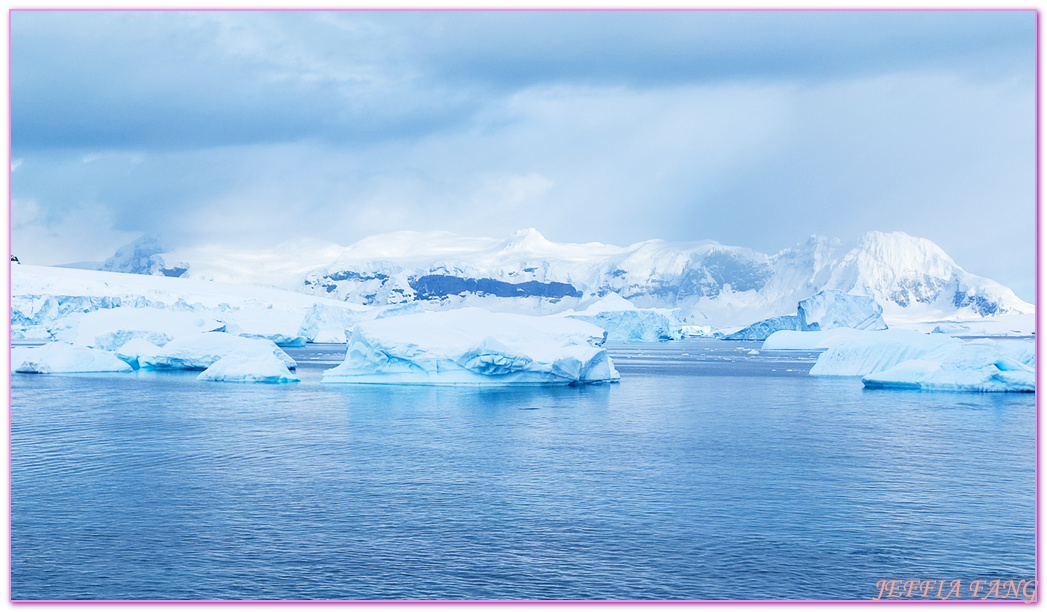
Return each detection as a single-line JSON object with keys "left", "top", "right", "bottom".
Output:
{"left": 863, "top": 347, "right": 1034, "bottom": 393}
{"left": 566, "top": 293, "right": 682, "bottom": 342}
{"left": 138, "top": 332, "right": 296, "bottom": 371}
{"left": 801, "top": 329, "right": 1035, "bottom": 392}
{"left": 322, "top": 307, "right": 619, "bottom": 385}
{"left": 726, "top": 315, "right": 801, "bottom": 340}
{"left": 197, "top": 351, "right": 300, "bottom": 384}
{"left": 797, "top": 290, "right": 887, "bottom": 332}
{"left": 11, "top": 342, "right": 132, "bottom": 374}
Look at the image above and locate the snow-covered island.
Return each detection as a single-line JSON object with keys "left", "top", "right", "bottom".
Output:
{"left": 9, "top": 228, "right": 1034, "bottom": 391}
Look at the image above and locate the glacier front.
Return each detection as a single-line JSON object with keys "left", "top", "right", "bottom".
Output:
{"left": 322, "top": 308, "right": 619, "bottom": 385}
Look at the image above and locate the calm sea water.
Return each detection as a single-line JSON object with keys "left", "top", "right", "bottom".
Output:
{"left": 10, "top": 340, "right": 1036, "bottom": 601}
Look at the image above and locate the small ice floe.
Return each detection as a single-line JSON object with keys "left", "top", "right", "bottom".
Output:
{"left": 197, "top": 350, "right": 299, "bottom": 384}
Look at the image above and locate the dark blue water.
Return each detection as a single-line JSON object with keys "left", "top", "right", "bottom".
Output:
{"left": 10, "top": 340, "right": 1035, "bottom": 600}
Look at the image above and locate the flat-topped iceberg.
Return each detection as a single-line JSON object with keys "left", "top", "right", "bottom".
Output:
{"left": 807, "top": 330, "right": 961, "bottom": 376}
{"left": 11, "top": 342, "right": 132, "bottom": 374}
{"left": 197, "top": 351, "right": 300, "bottom": 384}
{"left": 862, "top": 346, "right": 1034, "bottom": 393}
{"left": 798, "top": 329, "right": 1035, "bottom": 392}
{"left": 322, "top": 307, "right": 619, "bottom": 385}
{"left": 137, "top": 332, "right": 296, "bottom": 371}
{"left": 566, "top": 293, "right": 682, "bottom": 342}
{"left": 56, "top": 306, "right": 226, "bottom": 350}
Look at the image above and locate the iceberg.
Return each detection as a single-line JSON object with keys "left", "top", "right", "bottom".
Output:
{"left": 796, "top": 289, "right": 887, "bottom": 332}
{"left": 862, "top": 346, "right": 1034, "bottom": 393}
{"left": 725, "top": 315, "right": 801, "bottom": 341}
{"left": 322, "top": 307, "right": 619, "bottom": 385}
{"left": 806, "top": 330, "right": 1035, "bottom": 392}
{"left": 138, "top": 332, "right": 296, "bottom": 371}
{"left": 11, "top": 342, "right": 132, "bottom": 374}
{"left": 762, "top": 328, "right": 869, "bottom": 351}
{"left": 197, "top": 351, "right": 300, "bottom": 384}
{"left": 114, "top": 338, "right": 165, "bottom": 369}
{"left": 566, "top": 293, "right": 682, "bottom": 342}
{"left": 807, "top": 330, "right": 961, "bottom": 376}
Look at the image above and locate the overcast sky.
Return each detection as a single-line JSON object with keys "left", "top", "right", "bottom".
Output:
{"left": 10, "top": 10, "right": 1036, "bottom": 300}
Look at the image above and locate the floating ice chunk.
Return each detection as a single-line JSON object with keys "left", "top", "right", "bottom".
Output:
{"left": 725, "top": 315, "right": 801, "bottom": 340}
{"left": 138, "top": 332, "right": 296, "bottom": 371}
{"left": 808, "top": 330, "right": 959, "bottom": 376}
{"left": 863, "top": 349, "right": 1035, "bottom": 393}
{"left": 322, "top": 307, "right": 618, "bottom": 385}
{"left": 114, "top": 338, "right": 164, "bottom": 369}
{"left": 797, "top": 290, "right": 887, "bottom": 332}
{"left": 197, "top": 350, "right": 300, "bottom": 384}
{"left": 11, "top": 342, "right": 132, "bottom": 374}
{"left": 566, "top": 293, "right": 682, "bottom": 342}
{"left": 807, "top": 331, "right": 1035, "bottom": 391}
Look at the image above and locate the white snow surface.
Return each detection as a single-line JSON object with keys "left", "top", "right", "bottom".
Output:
{"left": 98, "top": 229, "right": 1032, "bottom": 329}
{"left": 197, "top": 351, "right": 300, "bottom": 384}
{"left": 803, "top": 330, "right": 1035, "bottom": 393}
{"left": 12, "top": 264, "right": 375, "bottom": 345}
{"left": 137, "top": 332, "right": 296, "bottom": 371}
{"left": 862, "top": 347, "right": 1035, "bottom": 393}
{"left": 762, "top": 329, "right": 871, "bottom": 351}
{"left": 11, "top": 342, "right": 132, "bottom": 374}
{"left": 796, "top": 290, "right": 887, "bottom": 331}
{"left": 57, "top": 307, "right": 225, "bottom": 350}
{"left": 322, "top": 308, "right": 619, "bottom": 385}
{"left": 564, "top": 293, "right": 683, "bottom": 342}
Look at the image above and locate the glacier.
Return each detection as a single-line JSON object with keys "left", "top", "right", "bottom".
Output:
{"left": 99, "top": 228, "right": 1033, "bottom": 330}
{"left": 322, "top": 308, "right": 619, "bottom": 385}
{"left": 197, "top": 351, "right": 300, "bottom": 384}
{"left": 11, "top": 342, "right": 132, "bottom": 374}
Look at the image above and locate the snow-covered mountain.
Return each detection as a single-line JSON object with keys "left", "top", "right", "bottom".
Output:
{"left": 100, "top": 229, "right": 1033, "bottom": 327}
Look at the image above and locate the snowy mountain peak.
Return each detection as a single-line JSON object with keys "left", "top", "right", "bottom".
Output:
{"left": 99, "top": 228, "right": 1032, "bottom": 326}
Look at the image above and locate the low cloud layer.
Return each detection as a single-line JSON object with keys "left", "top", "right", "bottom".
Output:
{"left": 10, "top": 10, "right": 1035, "bottom": 300}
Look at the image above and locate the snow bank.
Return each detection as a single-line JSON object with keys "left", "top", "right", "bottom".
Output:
{"left": 566, "top": 293, "right": 682, "bottom": 342}
{"left": 11, "top": 342, "right": 132, "bottom": 374}
{"left": 323, "top": 307, "right": 619, "bottom": 385}
{"left": 197, "top": 351, "right": 300, "bottom": 384}
{"left": 138, "top": 332, "right": 296, "bottom": 371}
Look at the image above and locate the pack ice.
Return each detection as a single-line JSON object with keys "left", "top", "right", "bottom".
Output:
{"left": 322, "top": 308, "right": 620, "bottom": 385}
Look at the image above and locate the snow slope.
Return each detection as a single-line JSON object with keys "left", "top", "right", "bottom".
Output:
{"left": 99, "top": 229, "right": 1032, "bottom": 328}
